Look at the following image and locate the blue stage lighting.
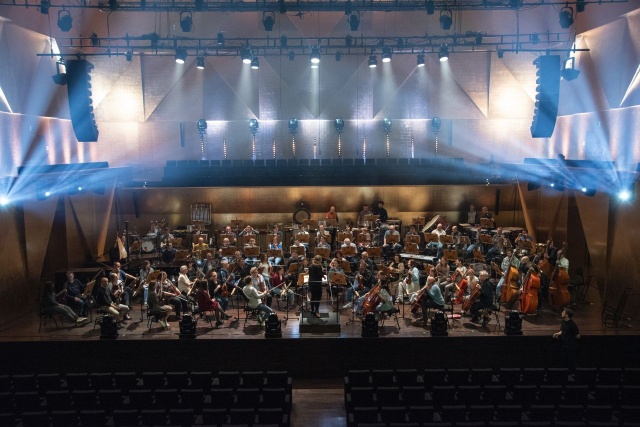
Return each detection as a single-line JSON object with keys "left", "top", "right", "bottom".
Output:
{"left": 618, "top": 189, "right": 631, "bottom": 202}
{"left": 0, "top": 196, "right": 9, "bottom": 206}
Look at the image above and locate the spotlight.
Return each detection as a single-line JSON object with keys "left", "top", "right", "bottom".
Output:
{"left": 52, "top": 60, "right": 67, "bottom": 85}
{"left": 346, "top": 34, "right": 353, "bottom": 46}
{"left": 345, "top": 0, "right": 353, "bottom": 15}
{"left": 497, "top": 49, "right": 504, "bottom": 59}
{"left": 559, "top": 5, "right": 574, "bottom": 29}
{"left": 179, "top": 11, "right": 193, "bottom": 32}
{"left": 288, "top": 118, "right": 298, "bottom": 133}
{"left": 288, "top": 51, "right": 295, "bottom": 61}
{"left": 530, "top": 33, "right": 539, "bottom": 44}
{"left": 618, "top": 189, "right": 632, "bottom": 202}
{"left": 125, "top": 50, "right": 133, "bottom": 62}
{"left": 280, "top": 34, "right": 287, "bottom": 47}
{"left": 197, "top": 119, "right": 207, "bottom": 132}
{"left": 361, "top": 312, "right": 379, "bottom": 338}
{"left": 175, "top": 47, "right": 187, "bottom": 64}
{"left": 99, "top": 314, "right": 118, "bottom": 339}
{"left": 368, "top": 54, "right": 377, "bottom": 68}
{"left": 580, "top": 187, "right": 596, "bottom": 197}
{"left": 251, "top": 56, "right": 260, "bottom": 69}
{"left": 382, "top": 117, "right": 392, "bottom": 133}
{"left": 381, "top": 46, "right": 392, "bottom": 63}
{"left": 90, "top": 32, "right": 100, "bottom": 46}
{"left": 178, "top": 314, "right": 197, "bottom": 339}
{"left": 504, "top": 310, "right": 523, "bottom": 335}
{"left": 108, "top": 0, "right": 119, "bottom": 10}
{"left": 335, "top": 51, "right": 342, "bottom": 61}
{"left": 217, "top": 31, "right": 225, "bottom": 46}
{"left": 348, "top": 13, "right": 360, "bottom": 31}
{"left": 249, "top": 118, "right": 259, "bottom": 134}
{"left": 40, "top": 0, "right": 49, "bottom": 14}
{"left": 430, "top": 310, "right": 448, "bottom": 336}
{"left": 549, "top": 181, "right": 564, "bottom": 192}
{"left": 335, "top": 118, "right": 344, "bottom": 133}
{"left": 577, "top": 0, "right": 585, "bottom": 13}
{"left": 438, "top": 45, "right": 449, "bottom": 62}
{"left": 57, "top": 9, "right": 73, "bottom": 32}
{"left": 561, "top": 57, "right": 580, "bottom": 81}
{"left": 241, "top": 46, "right": 252, "bottom": 64}
{"left": 0, "top": 196, "right": 9, "bottom": 206}
{"left": 475, "top": 33, "right": 483, "bottom": 45}
{"left": 425, "top": 0, "right": 435, "bottom": 14}
{"left": 196, "top": 56, "right": 205, "bottom": 69}
{"left": 439, "top": 10, "right": 453, "bottom": 30}
{"left": 262, "top": 11, "right": 275, "bottom": 31}
{"left": 278, "top": 0, "right": 287, "bottom": 14}
{"left": 265, "top": 312, "right": 282, "bottom": 338}
{"left": 310, "top": 46, "right": 321, "bottom": 66}
{"left": 432, "top": 117, "right": 441, "bottom": 132}
{"left": 417, "top": 53, "right": 425, "bottom": 66}
{"left": 194, "top": 0, "right": 204, "bottom": 11}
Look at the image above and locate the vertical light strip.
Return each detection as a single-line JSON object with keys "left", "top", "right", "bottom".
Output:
{"left": 338, "top": 134, "right": 342, "bottom": 158}
{"left": 252, "top": 134, "right": 256, "bottom": 160}
{"left": 411, "top": 134, "right": 415, "bottom": 159}
{"left": 363, "top": 136, "right": 366, "bottom": 163}
{"left": 272, "top": 138, "right": 276, "bottom": 159}
{"left": 313, "top": 137, "right": 317, "bottom": 159}
{"left": 292, "top": 135, "right": 296, "bottom": 158}
{"left": 435, "top": 133, "right": 439, "bottom": 156}
{"left": 386, "top": 134, "right": 390, "bottom": 157}
{"left": 223, "top": 138, "right": 227, "bottom": 159}
{"left": 200, "top": 134, "right": 206, "bottom": 160}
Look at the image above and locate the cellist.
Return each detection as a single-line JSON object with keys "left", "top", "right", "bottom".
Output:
{"left": 470, "top": 271, "right": 494, "bottom": 323}
{"left": 417, "top": 275, "right": 445, "bottom": 326}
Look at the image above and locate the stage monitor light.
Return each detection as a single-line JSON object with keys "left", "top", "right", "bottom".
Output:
{"left": 438, "top": 45, "right": 449, "bottom": 62}
{"left": 280, "top": 34, "right": 287, "bottom": 47}
{"left": 382, "top": 46, "right": 392, "bottom": 63}
{"left": 249, "top": 118, "right": 259, "bottom": 134}
{"left": 425, "top": 0, "right": 435, "bottom": 15}
{"left": 368, "top": 54, "right": 377, "bottom": 68}
{"left": 175, "top": 48, "right": 187, "bottom": 64}
{"left": 251, "top": 56, "right": 260, "bottom": 69}
{"left": 196, "top": 56, "right": 205, "bottom": 69}
{"left": 288, "top": 118, "right": 298, "bottom": 133}
{"left": 99, "top": 314, "right": 118, "bottom": 339}
{"left": 178, "top": 314, "right": 197, "bottom": 339}
{"left": 504, "top": 310, "right": 523, "bottom": 335}
{"left": 197, "top": 119, "right": 207, "bottom": 132}
{"left": 417, "top": 53, "right": 425, "bottom": 67}
{"left": 497, "top": 49, "right": 504, "bottom": 59}
{"left": 241, "top": 46, "right": 252, "bottom": 64}
{"left": 89, "top": 32, "right": 100, "bottom": 46}
{"left": 346, "top": 34, "right": 353, "bottom": 46}
{"left": 40, "top": 0, "right": 49, "bottom": 14}
{"left": 559, "top": 5, "right": 574, "bottom": 29}
{"left": 618, "top": 189, "right": 632, "bottom": 202}
{"left": 430, "top": 310, "right": 448, "bottom": 336}
{"left": 288, "top": 51, "right": 295, "bottom": 61}
{"left": 125, "top": 49, "right": 133, "bottom": 62}
{"left": 57, "top": 9, "right": 73, "bottom": 32}
{"left": 439, "top": 9, "right": 453, "bottom": 30}
{"left": 530, "top": 33, "right": 539, "bottom": 44}
{"left": 179, "top": 11, "right": 193, "bottom": 32}
{"left": 361, "top": 312, "right": 379, "bottom": 338}
{"left": 265, "top": 312, "right": 282, "bottom": 338}
{"left": 310, "top": 46, "right": 321, "bottom": 65}
{"left": 344, "top": 0, "right": 353, "bottom": 15}
{"left": 348, "top": 13, "right": 360, "bottom": 31}
{"left": 335, "top": 118, "right": 345, "bottom": 133}
{"left": 278, "top": 0, "right": 287, "bottom": 14}
{"left": 217, "top": 31, "right": 225, "bottom": 46}
{"left": 262, "top": 11, "right": 275, "bottom": 31}
{"left": 382, "top": 118, "right": 392, "bottom": 133}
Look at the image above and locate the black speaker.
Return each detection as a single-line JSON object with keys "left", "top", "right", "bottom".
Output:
{"left": 530, "top": 55, "right": 560, "bottom": 138}
{"left": 66, "top": 59, "right": 99, "bottom": 142}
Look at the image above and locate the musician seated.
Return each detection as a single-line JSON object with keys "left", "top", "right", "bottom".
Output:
{"left": 487, "top": 227, "right": 506, "bottom": 260}
{"left": 242, "top": 275, "right": 274, "bottom": 326}
{"left": 162, "top": 242, "right": 177, "bottom": 264}
{"left": 158, "top": 272, "right": 188, "bottom": 318}
{"left": 518, "top": 256, "right": 532, "bottom": 278}
{"left": 147, "top": 281, "right": 172, "bottom": 330}
{"left": 96, "top": 277, "right": 130, "bottom": 324}
{"left": 178, "top": 265, "right": 196, "bottom": 295}
{"left": 517, "top": 229, "right": 533, "bottom": 243}
{"left": 193, "top": 237, "right": 209, "bottom": 258}
{"left": 196, "top": 280, "right": 229, "bottom": 327}
{"left": 418, "top": 276, "right": 445, "bottom": 325}
{"left": 340, "top": 238, "right": 357, "bottom": 261}
{"left": 136, "top": 260, "right": 155, "bottom": 306}
{"left": 356, "top": 229, "right": 371, "bottom": 249}
{"left": 41, "top": 281, "right": 87, "bottom": 325}
{"left": 443, "top": 259, "right": 467, "bottom": 302}
{"left": 108, "top": 273, "right": 132, "bottom": 314}
{"left": 271, "top": 266, "right": 295, "bottom": 306}
{"left": 434, "top": 257, "right": 450, "bottom": 285}
{"left": 495, "top": 250, "right": 518, "bottom": 303}
{"left": 375, "top": 275, "right": 398, "bottom": 317}
{"left": 239, "top": 225, "right": 257, "bottom": 237}
{"left": 160, "top": 227, "right": 174, "bottom": 246}
{"left": 285, "top": 250, "right": 303, "bottom": 288}
{"left": 470, "top": 270, "right": 495, "bottom": 322}
{"left": 382, "top": 225, "right": 403, "bottom": 258}
{"left": 404, "top": 225, "right": 421, "bottom": 250}
{"left": 291, "top": 239, "right": 307, "bottom": 257}
{"left": 244, "top": 238, "right": 259, "bottom": 266}
{"left": 450, "top": 226, "right": 462, "bottom": 249}
{"left": 294, "top": 227, "right": 310, "bottom": 249}
{"left": 268, "top": 236, "right": 283, "bottom": 266}
{"left": 316, "top": 224, "right": 330, "bottom": 243}
{"left": 201, "top": 252, "right": 217, "bottom": 276}
{"left": 343, "top": 260, "right": 373, "bottom": 309}
{"left": 317, "top": 236, "right": 331, "bottom": 249}
{"left": 64, "top": 271, "right": 88, "bottom": 317}
{"left": 427, "top": 223, "right": 446, "bottom": 259}
{"left": 223, "top": 225, "right": 237, "bottom": 244}
{"left": 206, "top": 270, "right": 230, "bottom": 312}
{"left": 481, "top": 206, "right": 495, "bottom": 227}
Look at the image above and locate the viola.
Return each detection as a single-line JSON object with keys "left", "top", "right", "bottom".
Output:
{"left": 519, "top": 268, "right": 540, "bottom": 314}
{"left": 361, "top": 284, "right": 382, "bottom": 316}
{"left": 549, "top": 266, "right": 571, "bottom": 309}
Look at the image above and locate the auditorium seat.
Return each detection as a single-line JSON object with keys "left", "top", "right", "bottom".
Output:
{"left": 168, "top": 408, "right": 195, "bottom": 426}
{"left": 228, "top": 407, "right": 257, "bottom": 425}
{"left": 407, "top": 405, "right": 436, "bottom": 423}
{"left": 457, "top": 385, "right": 483, "bottom": 405}
{"left": 401, "top": 385, "right": 429, "bottom": 407}
{"left": 349, "top": 406, "right": 379, "bottom": 425}
{"left": 180, "top": 388, "right": 204, "bottom": 410}
{"left": 208, "top": 388, "right": 235, "bottom": 410}
{"left": 370, "top": 369, "right": 395, "bottom": 386}
{"left": 190, "top": 371, "right": 214, "bottom": 391}
{"left": 14, "top": 391, "right": 43, "bottom": 412}
{"left": 546, "top": 367, "right": 570, "bottom": 385}
{"left": 155, "top": 388, "right": 181, "bottom": 409}
{"left": 166, "top": 371, "right": 190, "bottom": 389}
{"left": 482, "top": 384, "right": 508, "bottom": 404}
{"left": 447, "top": 368, "right": 470, "bottom": 385}
{"left": 113, "top": 372, "right": 138, "bottom": 391}
{"left": 469, "top": 368, "right": 495, "bottom": 385}
{"left": 527, "top": 404, "right": 555, "bottom": 423}
{"left": 12, "top": 374, "right": 37, "bottom": 392}
{"left": 423, "top": 369, "right": 447, "bottom": 387}
{"left": 79, "top": 409, "right": 109, "bottom": 427}
{"left": 241, "top": 371, "right": 266, "bottom": 388}
{"left": 19, "top": 410, "right": 49, "bottom": 427}
{"left": 375, "top": 386, "right": 402, "bottom": 407}
{"left": 395, "top": 369, "right": 421, "bottom": 386}
{"left": 127, "top": 388, "right": 153, "bottom": 409}
{"left": 37, "top": 373, "right": 61, "bottom": 390}
{"left": 139, "top": 408, "right": 167, "bottom": 426}
{"left": 50, "top": 409, "right": 77, "bottom": 427}
{"left": 235, "top": 388, "right": 261, "bottom": 408}
{"left": 537, "top": 384, "right": 563, "bottom": 405}
{"left": 467, "top": 404, "right": 495, "bottom": 422}
{"left": 141, "top": 371, "right": 166, "bottom": 389}
{"left": 217, "top": 371, "right": 241, "bottom": 389}
{"left": 439, "top": 404, "right": 468, "bottom": 423}
{"left": 89, "top": 372, "right": 113, "bottom": 390}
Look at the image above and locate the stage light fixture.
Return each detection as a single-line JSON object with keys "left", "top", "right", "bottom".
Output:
{"left": 310, "top": 46, "right": 321, "bottom": 66}
{"left": 530, "top": 33, "right": 539, "bottom": 44}
{"left": 368, "top": 54, "right": 377, "bottom": 68}
{"left": 125, "top": 50, "right": 133, "bottom": 61}
{"left": 178, "top": 314, "right": 197, "bottom": 339}
{"left": 288, "top": 51, "right": 295, "bottom": 61}
{"left": 195, "top": 0, "right": 204, "bottom": 11}
{"left": 504, "top": 310, "right": 523, "bottom": 335}
{"left": 425, "top": 0, "right": 435, "bottom": 14}
{"left": 197, "top": 119, "right": 207, "bottom": 132}
{"left": 100, "top": 314, "right": 118, "bottom": 339}
{"left": 57, "top": 9, "right": 73, "bottom": 32}
{"left": 335, "top": 51, "right": 342, "bottom": 61}
{"left": 438, "top": 45, "right": 449, "bottom": 62}
{"left": 175, "top": 47, "right": 187, "bottom": 64}
{"left": 439, "top": 10, "right": 453, "bottom": 30}
{"left": 179, "top": 11, "right": 193, "bottom": 32}
{"left": 346, "top": 34, "right": 353, "bottom": 46}
{"left": 432, "top": 117, "right": 441, "bottom": 132}
{"left": 577, "top": 0, "right": 585, "bottom": 12}
{"left": 361, "top": 312, "right": 379, "bottom": 338}
{"left": 52, "top": 60, "right": 67, "bottom": 85}
{"left": 249, "top": 118, "right": 259, "bottom": 134}
{"left": 90, "top": 32, "right": 100, "bottom": 46}
{"left": 0, "top": 196, "right": 9, "bottom": 206}
{"left": 475, "top": 33, "right": 483, "bottom": 45}
{"left": 345, "top": 0, "right": 353, "bottom": 15}
{"left": 288, "top": 118, "right": 298, "bottom": 133}
{"left": 217, "top": 31, "right": 225, "bottom": 46}
{"left": 580, "top": 187, "right": 596, "bottom": 197}
{"left": 280, "top": 34, "right": 287, "bottom": 47}
{"left": 265, "top": 313, "right": 282, "bottom": 338}
{"left": 618, "top": 189, "right": 632, "bottom": 202}
{"left": 430, "top": 310, "right": 448, "bottom": 336}
{"left": 559, "top": 5, "right": 574, "bottom": 29}
{"left": 561, "top": 57, "right": 580, "bottom": 81}
{"left": 196, "top": 56, "right": 205, "bottom": 69}
{"left": 40, "top": 0, "right": 49, "bottom": 14}
{"left": 108, "top": 0, "right": 119, "bottom": 10}
{"left": 251, "top": 56, "right": 260, "bottom": 69}
{"left": 241, "top": 46, "right": 252, "bottom": 64}
{"left": 382, "top": 118, "right": 392, "bottom": 133}
{"left": 416, "top": 53, "right": 425, "bottom": 67}
{"left": 497, "top": 49, "right": 504, "bottom": 59}
{"left": 262, "top": 11, "right": 275, "bottom": 31}
{"left": 335, "top": 118, "right": 344, "bottom": 133}
{"left": 382, "top": 46, "right": 392, "bottom": 63}
{"left": 278, "top": 0, "right": 287, "bottom": 14}
{"left": 348, "top": 13, "right": 360, "bottom": 31}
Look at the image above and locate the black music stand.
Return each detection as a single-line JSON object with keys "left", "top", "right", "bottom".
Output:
{"left": 480, "top": 218, "right": 495, "bottom": 229}
{"left": 385, "top": 233, "right": 400, "bottom": 245}
{"left": 220, "top": 247, "right": 236, "bottom": 258}
{"left": 339, "top": 260, "right": 352, "bottom": 274}
{"left": 423, "top": 234, "right": 439, "bottom": 244}
{"left": 329, "top": 272, "right": 347, "bottom": 311}
{"left": 367, "top": 247, "right": 382, "bottom": 263}
{"left": 404, "top": 242, "right": 420, "bottom": 254}
{"left": 364, "top": 214, "right": 379, "bottom": 229}
{"left": 341, "top": 246, "right": 356, "bottom": 258}
{"left": 244, "top": 246, "right": 260, "bottom": 258}
{"left": 337, "top": 232, "right": 352, "bottom": 244}
{"left": 314, "top": 247, "right": 330, "bottom": 259}
{"left": 303, "top": 219, "right": 318, "bottom": 230}
{"left": 267, "top": 249, "right": 283, "bottom": 262}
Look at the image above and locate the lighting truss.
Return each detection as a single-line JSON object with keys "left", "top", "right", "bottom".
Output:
{"left": 1, "top": 0, "right": 627, "bottom": 12}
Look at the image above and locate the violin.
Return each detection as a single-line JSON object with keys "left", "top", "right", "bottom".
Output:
{"left": 519, "top": 268, "right": 540, "bottom": 314}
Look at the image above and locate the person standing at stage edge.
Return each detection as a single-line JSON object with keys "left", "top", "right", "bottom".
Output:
{"left": 553, "top": 308, "right": 581, "bottom": 370}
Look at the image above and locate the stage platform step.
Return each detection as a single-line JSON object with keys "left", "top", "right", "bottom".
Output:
{"left": 299, "top": 311, "right": 341, "bottom": 334}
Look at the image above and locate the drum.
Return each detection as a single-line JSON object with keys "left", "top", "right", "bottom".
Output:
{"left": 141, "top": 238, "right": 155, "bottom": 253}
{"left": 421, "top": 214, "right": 449, "bottom": 233}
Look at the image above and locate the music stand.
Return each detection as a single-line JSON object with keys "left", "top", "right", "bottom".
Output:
{"left": 404, "top": 242, "right": 419, "bottom": 254}
{"left": 297, "top": 234, "right": 310, "bottom": 244}
{"left": 241, "top": 235, "right": 256, "bottom": 245}
{"left": 367, "top": 247, "right": 382, "bottom": 259}
{"left": 230, "top": 220, "right": 243, "bottom": 229}
{"left": 220, "top": 247, "right": 236, "bottom": 258}
{"left": 290, "top": 246, "right": 306, "bottom": 257}
{"left": 412, "top": 217, "right": 426, "bottom": 226}
{"left": 479, "top": 234, "right": 494, "bottom": 245}
{"left": 480, "top": 218, "right": 495, "bottom": 229}
{"left": 356, "top": 233, "right": 371, "bottom": 246}
{"left": 337, "top": 232, "right": 352, "bottom": 243}
{"left": 220, "top": 233, "right": 235, "bottom": 243}
{"left": 364, "top": 215, "right": 379, "bottom": 226}
{"left": 341, "top": 246, "right": 356, "bottom": 258}
{"left": 244, "top": 246, "right": 260, "bottom": 257}
{"left": 314, "top": 247, "right": 330, "bottom": 259}
{"left": 340, "top": 260, "right": 352, "bottom": 274}
{"left": 518, "top": 240, "right": 534, "bottom": 251}
{"left": 440, "top": 235, "right": 454, "bottom": 245}
{"left": 405, "top": 235, "right": 420, "bottom": 245}
{"left": 424, "top": 233, "right": 439, "bottom": 243}
{"left": 385, "top": 234, "right": 399, "bottom": 244}
{"left": 267, "top": 249, "right": 283, "bottom": 259}
{"left": 329, "top": 272, "right": 347, "bottom": 310}
{"left": 175, "top": 250, "right": 190, "bottom": 261}
{"left": 303, "top": 219, "right": 318, "bottom": 230}
{"left": 458, "top": 236, "right": 471, "bottom": 246}
{"left": 443, "top": 249, "right": 458, "bottom": 262}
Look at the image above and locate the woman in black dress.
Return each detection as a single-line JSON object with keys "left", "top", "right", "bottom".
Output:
{"left": 308, "top": 255, "right": 325, "bottom": 317}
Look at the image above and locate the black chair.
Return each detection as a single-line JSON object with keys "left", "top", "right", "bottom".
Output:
{"left": 256, "top": 407, "right": 286, "bottom": 426}
{"left": 37, "top": 373, "right": 62, "bottom": 390}
{"left": 127, "top": 388, "right": 154, "bottom": 409}
{"left": 12, "top": 374, "right": 38, "bottom": 392}
{"left": 0, "top": 375, "right": 11, "bottom": 393}
{"left": 494, "top": 404, "right": 523, "bottom": 422}
{"left": 545, "top": 367, "right": 570, "bottom": 385}
{"left": 380, "top": 405, "right": 408, "bottom": 424}
{"left": 139, "top": 408, "right": 167, "bottom": 426}
{"left": 89, "top": 372, "right": 114, "bottom": 390}
{"left": 349, "top": 406, "right": 379, "bottom": 425}
{"left": 165, "top": 371, "right": 190, "bottom": 389}
{"left": 375, "top": 386, "right": 402, "bottom": 407}
{"left": 621, "top": 384, "right": 640, "bottom": 404}
{"left": 44, "top": 390, "right": 72, "bottom": 411}
{"left": 573, "top": 367, "right": 598, "bottom": 387}
{"left": 481, "top": 384, "right": 508, "bottom": 405}
{"left": 527, "top": 404, "right": 555, "bottom": 423}
{"left": 112, "top": 409, "right": 139, "bottom": 426}
{"left": 511, "top": 384, "right": 537, "bottom": 408}
{"left": 39, "top": 308, "right": 62, "bottom": 332}
{"left": 217, "top": 371, "right": 241, "bottom": 389}
{"left": 346, "top": 370, "right": 372, "bottom": 388}
{"left": 537, "top": 384, "right": 563, "bottom": 405}
{"left": 241, "top": 371, "right": 266, "bottom": 388}
{"left": 556, "top": 404, "right": 585, "bottom": 422}
{"left": 370, "top": 369, "right": 395, "bottom": 386}
{"left": 65, "top": 372, "right": 91, "bottom": 390}
{"left": 423, "top": 369, "right": 447, "bottom": 387}
{"left": 50, "top": 409, "right": 78, "bottom": 427}
{"left": 79, "top": 409, "right": 109, "bottom": 427}
{"left": 585, "top": 404, "right": 614, "bottom": 422}
{"left": 209, "top": 388, "right": 235, "bottom": 410}
{"left": 97, "top": 388, "right": 123, "bottom": 411}
{"left": 497, "top": 368, "right": 521, "bottom": 388}
{"left": 14, "top": 391, "right": 43, "bottom": 412}
{"left": 395, "top": 369, "right": 422, "bottom": 386}
{"left": 601, "top": 287, "right": 632, "bottom": 327}
{"left": 522, "top": 368, "right": 546, "bottom": 385}
{"left": 189, "top": 371, "right": 214, "bottom": 391}
{"left": 598, "top": 367, "right": 623, "bottom": 385}
{"left": 457, "top": 385, "right": 483, "bottom": 405}
{"left": 447, "top": 368, "right": 470, "bottom": 385}
{"left": 168, "top": 408, "right": 194, "bottom": 426}
{"left": 401, "top": 385, "right": 429, "bottom": 407}
{"left": 20, "top": 410, "right": 49, "bottom": 427}
{"left": 113, "top": 372, "right": 138, "bottom": 391}
{"left": 439, "top": 404, "right": 468, "bottom": 423}
{"left": 264, "top": 371, "right": 292, "bottom": 392}
{"left": 141, "top": 371, "right": 165, "bottom": 389}
{"left": 261, "top": 388, "right": 291, "bottom": 412}
{"left": 563, "top": 384, "right": 591, "bottom": 404}
{"left": 202, "top": 408, "right": 229, "bottom": 425}
{"left": 430, "top": 385, "right": 456, "bottom": 409}
{"left": 228, "top": 407, "right": 257, "bottom": 425}
{"left": 346, "top": 387, "right": 376, "bottom": 411}
{"left": 155, "top": 388, "right": 181, "bottom": 409}
{"left": 467, "top": 404, "right": 495, "bottom": 422}
{"left": 618, "top": 404, "right": 640, "bottom": 424}
{"left": 623, "top": 367, "right": 640, "bottom": 385}
{"left": 235, "top": 388, "right": 261, "bottom": 408}
{"left": 407, "top": 405, "right": 436, "bottom": 423}
{"left": 469, "top": 368, "right": 495, "bottom": 386}
{"left": 180, "top": 388, "right": 204, "bottom": 410}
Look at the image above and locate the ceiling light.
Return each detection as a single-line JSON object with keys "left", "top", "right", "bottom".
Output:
{"left": 249, "top": 119, "right": 259, "bottom": 134}
{"left": 438, "top": 45, "right": 449, "bottom": 62}
{"left": 559, "top": 5, "right": 574, "bottom": 29}
{"left": 40, "top": 0, "right": 49, "bottom": 14}
{"left": 345, "top": 0, "right": 353, "bottom": 15}
{"left": 175, "top": 47, "right": 187, "bottom": 64}
{"left": 425, "top": 0, "right": 435, "bottom": 15}
{"left": 280, "top": 34, "right": 287, "bottom": 47}
{"left": 125, "top": 49, "right": 133, "bottom": 61}
{"left": 241, "top": 46, "right": 252, "bottom": 64}
{"left": 618, "top": 189, "right": 631, "bottom": 202}
{"left": 561, "top": 57, "right": 580, "bottom": 80}
{"left": 497, "top": 49, "right": 504, "bottom": 58}
{"left": 439, "top": 10, "right": 453, "bottom": 30}
{"left": 576, "top": 0, "right": 585, "bottom": 12}
{"left": 57, "top": 9, "right": 73, "bottom": 32}
{"left": 348, "top": 13, "right": 360, "bottom": 31}
{"left": 251, "top": 56, "right": 260, "bottom": 69}
{"left": 288, "top": 118, "right": 298, "bottom": 133}
{"left": 108, "top": 0, "right": 119, "bottom": 10}
{"left": 0, "top": 196, "right": 9, "bottom": 206}
{"left": 530, "top": 33, "right": 539, "bottom": 44}
{"left": 417, "top": 53, "right": 425, "bottom": 67}
{"left": 278, "top": 0, "right": 286, "bottom": 14}
{"left": 368, "top": 54, "right": 377, "bottom": 68}
{"left": 346, "top": 34, "right": 353, "bottom": 46}
{"left": 197, "top": 56, "right": 205, "bottom": 69}
{"left": 52, "top": 60, "right": 67, "bottom": 85}
{"left": 90, "top": 32, "right": 100, "bottom": 47}
{"left": 179, "top": 11, "right": 193, "bottom": 32}
{"left": 335, "top": 118, "right": 345, "bottom": 133}
{"left": 217, "top": 32, "right": 225, "bottom": 46}
{"left": 262, "top": 12, "right": 275, "bottom": 31}
{"left": 288, "top": 51, "right": 295, "bottom": 61}
{"left": 382, "top": 46, "right": 392, "bottom": 63}
{"left": 382, "top": 118, "right": 392, "bottom": 133}
{"left": 310, "top": 46, "right": 320, "bottom": 66}
{"left": 335, "top": 51, "right": 342, "bottom": 61}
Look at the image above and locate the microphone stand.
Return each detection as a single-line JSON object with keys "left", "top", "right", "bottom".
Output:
{"left": 345, "top": 277, "right": 361, "bottom": 326}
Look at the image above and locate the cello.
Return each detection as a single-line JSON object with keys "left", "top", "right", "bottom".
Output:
{"left": 518, "top": 267, "right": 540, "bottom": 314}
{"left": 462, "top": 283, "right": 482, "bottom": 312}
{"left": 361, "top": 284, "right": 382, "bottom": 316}
{"left": 453, "top": 278, "right": 469, "bottom": 305}
{"left": 549, "top": 265, "right": 571, "bottom": 309}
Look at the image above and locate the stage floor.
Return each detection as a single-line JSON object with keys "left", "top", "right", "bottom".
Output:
{"left": 2, "top": 286, "right": 636, "bottom": 342}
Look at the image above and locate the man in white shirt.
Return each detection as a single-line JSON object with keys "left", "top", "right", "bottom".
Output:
{"left": 242, "top": 274, "right": 273, "bottom": 326}
{"left": 427, "top": 223, "right": 446, "bottom": 259}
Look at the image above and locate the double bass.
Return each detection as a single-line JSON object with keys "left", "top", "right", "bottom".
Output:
{"left": 519, "top": 268, "right": 540, "bottom": 314}
{"left": 549, "top": 265, "right": 571, "bottom": 309}
{"left": 361, "top": 283, "right": 382, "bottom": 316}
{"left": 501, "top": 253, "right": 520, "bottom": 304}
